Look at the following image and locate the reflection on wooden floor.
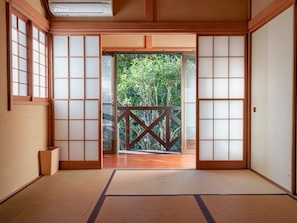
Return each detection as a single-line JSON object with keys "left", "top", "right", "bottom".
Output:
{"left": 103, "top": 153, "right": 196, "bottom": 169}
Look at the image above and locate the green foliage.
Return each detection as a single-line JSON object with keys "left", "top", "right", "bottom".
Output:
{"left": 117, "top": 54, "right": 182, "bottom": 152}
{"left": 117, "top": 54, "right": 181, "bottom": 107}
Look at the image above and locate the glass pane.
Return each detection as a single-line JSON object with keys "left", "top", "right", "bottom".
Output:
{"left": 199, "top": 141, "right": 213, "bottom": 160}
{"left": 54, "top": 58, "right": 68, "bottom": 78}
{"left": 214, "top": 100, "right": 228, "bottom": 119}
{"left": 85, "top": 141, "right": 98, "bottom": 161}
{"left": 185, "top": 87, "right": 195, "bottom": 102}
{"left": 53, "top": 36, "right": 68, "bottom": 57}
{"left": 229, "top": 78, "right": 244, "bottom": 98}
{"left": 12, "top": 42, "right": 18, "bottom": 55}
{"left": 198, "top": 58, "right": 213, "bottom": 78}
{"left": 13, "top": 69, "right": 18, "bottom": 82}
{"left": 199, "top": 101, "right": 213, "bottom": 119}
{"left": 199, "top": 120, "right": 213, "bottom": 139}
{"left": 230, "top": 58, "right": 244, "bottom": 77}
{"left": 54, "top": 141, "right": 68, "bottom": 161}
{"left": 34, "top": 74, "right": 39, "bottom": 86}
{"left": 55, "top": 120, "right": 68, "bottom": 140}
{"left": 33, "top": 51, "right": 39, "bottom": 63}
{"left": 214, "top": 36, "right": 228, "bottom": 56}
{"left": 12, "top": 29, "right": 17, "bottom": 42}
{"left": 69, "top": 100, "right": 84, "bottom": 119}
{"left": 230, "top": 100, "right": 243, "bottom": 119}
{"left": 19, "top": 45, "right": 27, "bottom": 58}
{"left": 70, "top": 79, "right": 84, "bottom": 99}
{"left": 13, "top": 83, "right": 18, "bottom": 95}
{"left": 85, "top": 120, "right": 98, "bottom": 140}
{"left": 199, "top": 79, "right": 212, "bottom": 98}
{"left": 86, "top": 79, "right": 99, "bottom": 99}
{"left": 20, "top": 84, "right": 27, "bottom": 96}
{"left": 86, "top": 58, "right": 99, "bottom": 78}
{"left": 85, "top": 36, "right": 99, "bottom": 56}
{"left": 230, "top": 120, "right": 243, "bottom": 139}
{"left": 70, "top": 36, "right": 83, "bottom": 56}
{"left": 40, "top": 43, "right": 45, "bottom": 54}
{"left": 214, "top": 141, "right": 228, "bottom": 160}
{"left": 54, "top": 79, "right": 68, "bottom": 98}
{"left": 34, "top": 86, "right": 39, "bottom": 97}
{"left": 12, "top": 55, "right": 18, "bottom": 68}
{"left": 33, "top": 62, "right": 39, "bottom": 74}
{"left": 85, "top": 100, "right": 98, "bottom": 119}
{"left": 33, "top": 27, "right": 38, "bottom": 39}
{"left": 69, "top": 120, "right": 84, "bottom": 140}
{"left": 18, "top": 19, "right": 26, "bottom": 33}
{"left": 40, "top": 31, "right": 45, "bottom": 44}
{"left": 20, "top": 71, "right": 27, "bottom": 83}
{"left": 214, "top": 79, "right": 228, "bottom": 98}
{"left": 19, "top": 33, "right": 27, "bottom": 46}
{"left": 185, "top": 126, "right": 196, "bottom": 140}
{"left": 230, "top": 140, "right": 243, "bottom": 160}
{"left": 70, "top": 58, "right": 84, "bottom": 78}
{"left": 69, "top": 141, "right": 84, "bottom": 161}
{"left": 214, "top": 58, "right": 228, "bottom": 77}
{"left": 54, "top": 100, "right": 68, "bottom": 119}
{"left": 19, "top": 58, "right": 27, "bottom": 71}
{"left": 33, "top": 39, "right": 38, "bottom": 51}
{"left": 185, "top": 104, "right": 196, "bottom": 128}
{"left": 12, "top": 15, "right": 17, "bottom": 28}
{"left": 214, "top": 120, "right": 228, "bottom": 139}
{"left": 230, "top": 36, "right": 244, "bottom": 56}
{"left": 199, "top": 36, "right": 213, "bottom": 56}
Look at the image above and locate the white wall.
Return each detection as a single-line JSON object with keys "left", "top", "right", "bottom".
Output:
{"left": 251, "top": 6, "right": 294, "bottom": 191}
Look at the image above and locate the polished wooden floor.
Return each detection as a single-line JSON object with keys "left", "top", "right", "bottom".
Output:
{"left": 103, "top": 153, "right": 196, "bottom": 169}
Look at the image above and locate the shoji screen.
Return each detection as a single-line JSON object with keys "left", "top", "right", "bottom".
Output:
{"left": 198, "top": 36, "right": 245, "bottom": 168}
{"left": 53, "top": 36, "right": 100, "bottom": 165}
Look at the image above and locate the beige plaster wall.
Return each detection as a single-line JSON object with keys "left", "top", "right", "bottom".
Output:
{"left": 0, "top": 1, "right": 49, "bottom": 202}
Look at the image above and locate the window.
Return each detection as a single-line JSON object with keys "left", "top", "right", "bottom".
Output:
{"left": 10, "top": 11, "right": 48, "bottom": 103}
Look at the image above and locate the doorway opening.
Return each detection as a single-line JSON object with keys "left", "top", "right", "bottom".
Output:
{"left": 102, "top": 53, "right": 196, "bottom": 168}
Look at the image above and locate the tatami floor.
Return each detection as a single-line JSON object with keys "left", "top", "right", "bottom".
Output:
{"left": 1, "top": 160, "right": 297, "bottom": 223}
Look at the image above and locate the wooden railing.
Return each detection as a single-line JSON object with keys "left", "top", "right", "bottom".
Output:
{"left": 117, "top": 106, "right": 181, "bottom": 151}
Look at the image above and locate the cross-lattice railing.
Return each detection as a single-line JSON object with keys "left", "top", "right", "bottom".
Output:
{"left": 117, "top": 106, "right": 181, "bottom": 151}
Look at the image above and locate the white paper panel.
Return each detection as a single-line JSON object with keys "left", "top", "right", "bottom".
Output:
{"left": 86, "top": 79, "right": 99, "bottom": 98}
{"left": 199, "top": 120, "right": 213, "bottom": 139}
{"left": 70, "top": 79, "right": 84, "bottom": 99}
{"left": 69, "top": 120, "right": 84, "bottom": 140}
{"left": 55, "top": 120, "right": 68, "bottom": 140}
{"left": 69, "top": 100, "right": 84, "bottom": 119}
{"left": 85, "top": 100, "right": 98, "bottom": 119}
{"left": 199, "top": 36, "right": 213, "bottom": 56}
{"left": 214, "top": 79, "right": 228, "bottom": 98}
{"left": 86, "top": 58, "right": 99, "bottom": 78}
{"left": 214, "top": 100, "right": 228, "bottom": 119}
{"left": 85, "top": 120, "right": 98, "bottom": 140}
{"left": 199, "top": 101, "right": 213, "bottom": 119}
{"left": 185, "top": 127, "right": 196, "bottom": 140}
{"left": 199, "top": 141, "right": 213, "bottom": 160}
{"left": 214, "top": 120, "right": 228, "bottom": 139}
{"left": 230, "top": 100, "right": 243, "bottom": 118}
{"left": 184, "top": 88, "right": 196, "bottom": 102}
{"left": 230, "top": 58, "right": 244, "bottom": 77}
{"left": 199, "top": 79, "right": 213, "bottom": 98}
{"left": 198, "top": 58, "right": 213, "bottom": 77}
{"left": 230, "top": 120, "right": 243, "bottom": 139}
{"left": 54, "top": 100, "right": 68, "bottom": 119}
{"left": 69, "top": 141, "right": 84, "bottom": 161}
{"left": 230, "top": 36, "right": 244, "bottom": 56}
{"left": 70, "top": 58, "right": 84, "bottom": 78}
{"left": 70, "top": 36, "right": 83, "bottom": 56}
{"left": 54, "top": 141, "right": 68, "bottom": 161}
{"left": 214, "top": 141, "right": 228, "bottom": 160}
{"left": 54, "top": 79, "right": 68, "bottom": 98}
{"left": 54, "top": 58, "right": 68, "bottom": 78}
{"left": 85, "top": 141, "right": 99, "bottom": 161}
{"left": 53, "top": 36, "right": 68, "bottom": 57}
{"left": 230, "top": 140, "right": 243, "bottom": 160}
{"left": 229, "top": 78, "right": 244, "bottom": 98}
{"left": 214, "top": 58, "right": 228, "bottom": 77}
{"left": 214, "top": 36, "right": 228, "bottom": 56}
{"left": 85, "top": 36, "right": 99, "bottom": 56}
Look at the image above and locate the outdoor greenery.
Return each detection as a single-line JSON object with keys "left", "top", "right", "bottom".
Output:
{"left": 117, "top": 54, "right": 182, "bottom": 152}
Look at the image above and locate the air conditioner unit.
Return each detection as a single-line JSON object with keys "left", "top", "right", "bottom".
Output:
{"left": 48, "top": 0, "right": 113, "bottom": 17}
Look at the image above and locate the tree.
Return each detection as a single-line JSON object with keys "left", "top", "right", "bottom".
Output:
{"left": 117, "top": 54, "right": 181, "bottom": 151}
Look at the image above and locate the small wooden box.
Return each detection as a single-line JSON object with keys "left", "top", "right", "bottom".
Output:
{"left": 39, "top": 147, "right": 59, "bottom": 175}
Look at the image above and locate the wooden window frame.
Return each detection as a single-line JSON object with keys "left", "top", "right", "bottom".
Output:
{"left": 8, "top": 8, "right": 49, "bottom": 108}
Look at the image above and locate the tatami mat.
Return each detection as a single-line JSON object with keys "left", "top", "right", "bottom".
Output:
{"left": 105, "top": 169, "right": 285, "bottom": 195}
{"left": 201, "top": 194, "right": 297, "bottom": 223}
{"left": 95, "top": 196, "right": 207, "bottom": 223}
{"left": 0, "top": 170, "right": 113, "bottom": 223}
